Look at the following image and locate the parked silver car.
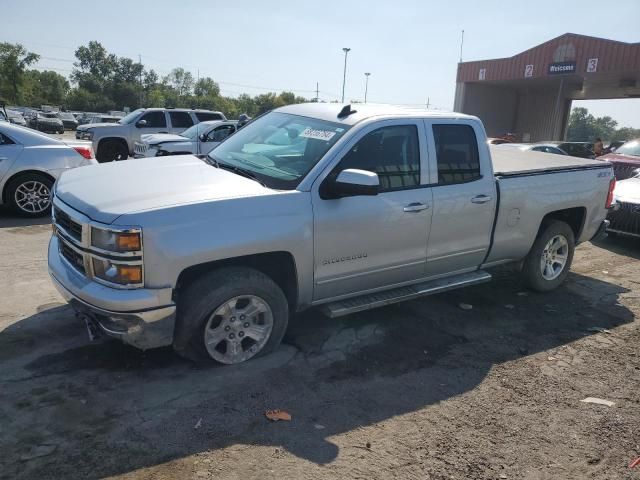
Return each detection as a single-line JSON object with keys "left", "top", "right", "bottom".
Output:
{"left": 133, "top": 120, "right": 238, "bottom": 158}
{"left": 0, "top": 123, "right": 97, "bottom": 217}
{"left": 495, "top": 143, "right": 568, "bottom": 155}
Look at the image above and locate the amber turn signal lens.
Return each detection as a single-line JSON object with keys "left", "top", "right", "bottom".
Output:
{"left": 119, "top": 265, "right": 142, "bottom": 283}
{"left": 116, "top": 233, "right": 141, "bottom": 251}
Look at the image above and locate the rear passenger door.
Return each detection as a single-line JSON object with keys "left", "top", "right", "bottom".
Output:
{"left": 168, "top": 111, "right": 194, "bottom": 134}
{"left": 423, "top": 121, "right": 497, "bottom": 276}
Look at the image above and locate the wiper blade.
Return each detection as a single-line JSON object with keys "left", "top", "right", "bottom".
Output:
{"left": 217, "top": 162, "right": 266, "bottom": 187}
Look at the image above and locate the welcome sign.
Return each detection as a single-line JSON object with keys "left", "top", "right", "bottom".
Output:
{"left": 548, "top": 61, "right": 576, "bottom": 75}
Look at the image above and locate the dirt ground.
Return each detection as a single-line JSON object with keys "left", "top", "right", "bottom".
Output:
{"left": 1, "top": 211, "right": 639, "bottom": 480}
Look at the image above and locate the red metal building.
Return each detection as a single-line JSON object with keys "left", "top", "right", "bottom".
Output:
{"left": 454, "top": 33, "right": 640, "bottom": 141}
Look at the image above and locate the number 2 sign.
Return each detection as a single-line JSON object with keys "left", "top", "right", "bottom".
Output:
{"left": 524, "top": 64, "right": 534, "bottom": 78}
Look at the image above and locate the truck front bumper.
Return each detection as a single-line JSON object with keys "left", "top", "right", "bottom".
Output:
{"left": 48, "top": 236, "right": 176, "bottom": 350}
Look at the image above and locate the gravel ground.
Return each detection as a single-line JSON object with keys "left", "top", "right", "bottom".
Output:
{"left": 0, "top": 211, "right": 638, "bottom": 480}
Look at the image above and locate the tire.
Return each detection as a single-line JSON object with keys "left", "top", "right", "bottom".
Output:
{"left": 97, "top": 139, "right": 129, "bottom": 163}
{"left": 522, "top": 220, "right": 575, "bottom": 292}
{"left": 5, "top": 173, "right": 54, "bottom": 217}
{"left": 173, "top": 267, "right": 289, "bottom": 365}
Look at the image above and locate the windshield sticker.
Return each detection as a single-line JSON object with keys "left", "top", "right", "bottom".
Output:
{"left": 300, "top": 127, "right": 336, "bottom": 141}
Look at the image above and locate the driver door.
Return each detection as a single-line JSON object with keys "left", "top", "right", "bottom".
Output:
{"left": 201, "top": 124, "right": 236, "bottom": 154}
{"left": 311, "top": 120, "right": 433, "bottom": 301}
{"left": 134, "top": 111, "right": 168, "bottom": 142}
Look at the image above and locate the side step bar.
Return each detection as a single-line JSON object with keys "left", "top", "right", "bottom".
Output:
{"left": 321, "top": 270, "right": 492, "bottom": 318}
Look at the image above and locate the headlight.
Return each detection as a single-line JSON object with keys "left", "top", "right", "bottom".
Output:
{"left": 92, "top": 258, "right": 143, "bottom": 285}
{"left": 82, "top": 130, "right": 94, "bottom": 140}
{"left": 91, "top": 227, "right": 141, "bottom": 252}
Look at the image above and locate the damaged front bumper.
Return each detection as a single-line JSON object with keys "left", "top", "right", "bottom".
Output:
{"left": 48, "top": 235, "right": 176, "bottom": 349}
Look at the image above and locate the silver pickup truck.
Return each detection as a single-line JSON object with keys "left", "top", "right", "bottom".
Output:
{"left": 48, "top": 103, "right": 615, "bottom": 365}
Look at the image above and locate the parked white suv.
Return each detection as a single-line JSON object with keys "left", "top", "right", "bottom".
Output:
{"left": 75, "top": 108, "right": 226, "bottom": 162}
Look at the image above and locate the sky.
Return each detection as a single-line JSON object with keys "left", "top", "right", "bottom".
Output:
{"left": 3, "top": 0, "right": 640, "bottom": 127}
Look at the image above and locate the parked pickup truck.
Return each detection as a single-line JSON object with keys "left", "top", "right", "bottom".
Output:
{"left": 48, "top": 103, "right": 615, "bottom": 365}
{"left": 75, "top": 108, "right": 226, "bottom": 163}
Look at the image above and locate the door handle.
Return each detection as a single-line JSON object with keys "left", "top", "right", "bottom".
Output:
{"left": 403, "top": 202, "right": 429, "bottom": 213}
{"left": 471, "top": 195, "right": 492, "bottom": 204}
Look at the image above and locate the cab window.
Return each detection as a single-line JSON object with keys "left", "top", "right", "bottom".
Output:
{"left": 433, "top": 124, "right": 481, "bottom": 184}
{"left": 139, "top": 111, "right": 166, "bottom": 128}
{"left": 338, "top": 125, "right": 420, "bottom": 192}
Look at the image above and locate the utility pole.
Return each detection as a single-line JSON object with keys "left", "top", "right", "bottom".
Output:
{"left": 316, "top": 82, "right": 319, "bottom": 102}
{"left": 138, "top": 54, "right": 143, "bottom": 107}
{"left": 364, "top": 72, "right": 371, "bottom": 103}
{"left": 459, "top": 30, "right": 464, "bottom": 63}
{"left": 341, "top": 47, "right": 351, "bottom": 103}
{"left": 426, "top": 97, "right": 430, "bottom": 108}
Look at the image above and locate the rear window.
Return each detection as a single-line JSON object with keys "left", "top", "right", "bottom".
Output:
{"left": 169, "top": 111, "right": 194, "bottom": 128}
{"left": 433, "top": 124, "right": 481, "bottom": 184}
{"left": 196, "top": 112, "right": 224, "bottom": 122}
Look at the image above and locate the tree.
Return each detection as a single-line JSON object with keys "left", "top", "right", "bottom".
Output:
{"left": 164, "top": 68, "right": 194, "bottom": 97}
{"left": 194, "top": 77, "right": 220, "bottom": 98}
{"left": 0, "top": 43, "right": 40, "bottom": 103}
{"left": 22, "top": 70, "right": 69, "bottom": 106}
{"left": 566, "top": 107, "right": 618, "bottom": 142}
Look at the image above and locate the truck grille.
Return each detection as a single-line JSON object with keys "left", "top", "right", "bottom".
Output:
{"left": 59, "top": 236, "right": 86, "bottom": 274}
{"left": 134, "top": 142, "right": 148, "bottom": 155}
{"left": 54, "top": 207, "right": 83, "bottom": 242}
{"left": 612, "top": 163, "right": 640, "bottom": 181}
{"left": 607, "top": 201, "right": 640, "bottom": 237}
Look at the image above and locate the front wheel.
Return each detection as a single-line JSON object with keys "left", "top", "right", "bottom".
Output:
{"left": 173, "top": 267, "right": 289, "bottom": 364}
{"left": 522, "top": 220, "right": 575, "bottom": 292}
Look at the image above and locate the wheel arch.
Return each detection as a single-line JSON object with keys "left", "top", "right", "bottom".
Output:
{"left": 538, "top": 207, "right": 586, "bottom": 241}
{"left": 97, "top": 137, "right": 129, "bottom": 157}
{"left": 174, "top": 251, "right": 299, "bottom": 312}
{"left": 2, "top": 169, "right": 56, "bottom": 204}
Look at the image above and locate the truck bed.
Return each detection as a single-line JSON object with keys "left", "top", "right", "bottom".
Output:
{"left": 490, "top": 146, "right": 610, "bottom": 177}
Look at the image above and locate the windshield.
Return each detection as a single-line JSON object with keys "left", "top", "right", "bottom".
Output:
{"left": 118, "top": 109, "right": 144, "bottom": 124}
{"left": 616, "top": 140, "right": 640, "bottom": 157}
{"left": 59, "top": 112, "right": 75, "bottom": 120}
{"left": 208, "top": 112, "right": 349, "bottom": 190}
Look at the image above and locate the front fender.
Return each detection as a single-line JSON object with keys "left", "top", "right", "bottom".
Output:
{"left": 114, "top": 191, "right": 315, "bottom": 308}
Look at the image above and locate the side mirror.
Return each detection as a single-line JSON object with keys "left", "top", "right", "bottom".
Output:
{"left": 199, "top": 133, "right": 207, "bottom": 142}
{"left": 323, "top": 169, "right": 379, "bottom": 199}
{"left": 135, "top": 119, "right": 147, "bottom": 128}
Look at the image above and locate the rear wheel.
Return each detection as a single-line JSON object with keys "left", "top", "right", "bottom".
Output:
{"left": 6, "top": 173, "right": 54, "bottom": 217}
{"left": 522, "top": 220, "right": 575, "bottom": 292}
{"left": 173, "top": 267, "right": 289, "bottom": 364}
{"left": 97, "top": 139, "right": 128, "bottom": 163}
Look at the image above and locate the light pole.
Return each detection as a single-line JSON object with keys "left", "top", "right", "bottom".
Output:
{"left": 341, "top": 47, "right": 351, "bottom": 103}
{"left": 364, "top": 72, "right": 371, "bottom": 103}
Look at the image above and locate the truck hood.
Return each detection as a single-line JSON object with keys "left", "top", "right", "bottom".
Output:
{"left": 599, "top": 153, "right": 640, "bottom": 165}
{"left": 77, "top": 122, "right": 121, "bottom": 131}
{"left": 141, "top": 133, "right": 189, "bottom": 145}
{"left": 55, "top": 155, "right": 271, "bottom": 224}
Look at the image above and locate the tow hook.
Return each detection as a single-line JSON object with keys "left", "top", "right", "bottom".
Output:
{"left": 77, "top": 313, "right": 100, "bottom": 341}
